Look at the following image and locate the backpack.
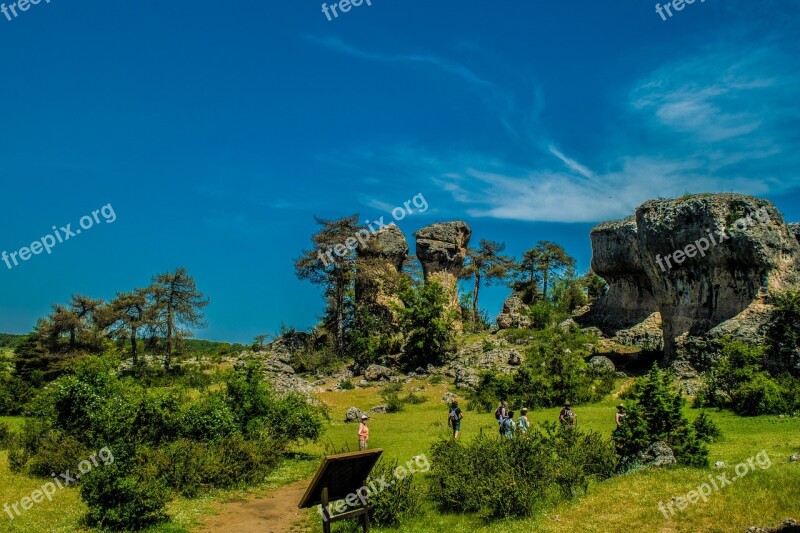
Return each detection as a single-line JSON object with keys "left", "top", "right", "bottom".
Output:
{"left": 449, "top": 408, "right": 459, "bottom": 423}
{"left": 494, "top": 406, "right": 503, "bottom": 420}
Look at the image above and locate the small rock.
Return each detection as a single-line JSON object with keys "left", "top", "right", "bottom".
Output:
{"left": 588, "top": 355, "right": 615, "bottom": 372}
{"left": 345, "top": 407, "right": 367, "bottom": 423}
{"left": 364, "top": 364, "right": 393, "bottom": 381}
{"left": 508, "top": 350, "right": 522, "bottom": 366}
{"left": 714, "top": 461, "right": 725, "bottom": 468}
{"left": 372, "top": 405, "right": 388, "bottom": 414}
{"left": 790, "top": 455, "right": 799, "bottom": 462}
{"left": 357, "top": 379, "right": 370, "bottom": 388}
{"left": 442, "top": 392, "right": 459, "bottom": 404}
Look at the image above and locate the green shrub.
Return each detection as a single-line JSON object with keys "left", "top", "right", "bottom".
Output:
{"left": 429, "top": 424, "right": 616, "bottom": 519}
{"left": 428, "top": 375, "right": 443, "bottom": 385}
{"left": 224, "top": 364, "right": 327, "bottom": 444}
{"left": 179, "top": 395, "right": 239, "bottom": 441}
{"left": 696, "top": 337, "right": 799, "bottom": 415}
{"left": 365, "top": 459, "right": 423, "bottom": 526}
{"left": 339, "top": 379, "right": 355, "bottom": 390}
{"left": 398, "top": 280, "right": 456, "bottom": 368}
{"left": 0, "top": 422, "right": 10, "bottom": 449}
{"left": 380, "top": 382, "right": 403, "bottom": 395}
{"left": 27, "top": 433, "right": 91, "bottom": 478}
{"left": 81, "top": 463, "right": 169, "bottom": 531}
{"left": 382, "top": 393, "right": 404, "bottom": 413}
{"left": 614, "top": 365, "right": 708, "bottom": 467}
{"left": 692, "top": 411, "right": 721, "bottom": 443}
{"left": 7, "top": 441, "right": 28, "bottom": 473}
{"left": 731, "top": 373, "right": 786, "bottom": 415}
{"left": 402, "top": 392, "right": 427, "bottom": 405}
{"left": 469, "top": 327, "right": 607, "bottom": 411}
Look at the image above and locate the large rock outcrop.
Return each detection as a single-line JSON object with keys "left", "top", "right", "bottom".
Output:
{"left": 415, "top": 221, "right": 471, "bottom": 319}
{"left": 790, "top": 223, "right": 800, "bottom": 244}
{"left": 355, "top": 224, "right": 409, "bottom": 323}
{"left": 496, "top": 294, "right": 532, "bottom": 329}
{"left": 585, "top": 194, "right": 800, "bottom": 363}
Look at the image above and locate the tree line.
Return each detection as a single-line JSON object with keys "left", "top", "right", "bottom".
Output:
{"left": 14, "top": 267, "right": 208, "bottom": 381}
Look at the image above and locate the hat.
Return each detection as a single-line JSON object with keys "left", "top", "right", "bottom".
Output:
{"left": 564, "top": 401, "right": 571, "bottom": 407}
{"left": 617, "top": 404, "right": 625, "bottom": 409}
{"left": 361, "top": 414, "right": 369, "bottom": 420}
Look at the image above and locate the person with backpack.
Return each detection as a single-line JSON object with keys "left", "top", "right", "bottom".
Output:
{"left": 494, "top": 400, "right": 508, "bottom": 425}
{"left": 559, "top": 402, "right": 577, "bottom": 428}
{"left": 517, "top": 408, "right": 530, "bottom": 435}
{"left": 448, "top": 400, "right": 463, "bottom": 439}
{"left": 501, "top": 410, "right": 516, "bottom": 439}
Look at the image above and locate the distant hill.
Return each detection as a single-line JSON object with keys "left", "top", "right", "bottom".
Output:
{"left": 0, "top": 333, "right": 24, "bottom": 349}
{"left": 183, "top": 338, "right": 247, "bottom": 356}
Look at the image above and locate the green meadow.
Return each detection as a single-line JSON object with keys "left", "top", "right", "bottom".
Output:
{"left": 2, "top": 379, "right": 799, "bottom": 532}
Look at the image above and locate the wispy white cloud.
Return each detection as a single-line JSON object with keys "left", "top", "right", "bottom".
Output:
{"left": 307, "top": 36, "right": 494, "bottom": 88}
{"left": 316, "top": 37, "right": 800, "bottom": 224}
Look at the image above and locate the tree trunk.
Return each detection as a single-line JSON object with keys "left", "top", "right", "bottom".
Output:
{"left": 472, "top": 274, "right": 480, "bottom": 323}
{"left": 130, "top": 326, "right": 138, "bottom": 365}
{"left": 165, "top": 309, "right": 173, "bottom": 370}
{"left": 336, "top": 284, "right": 345, "bottom": 356}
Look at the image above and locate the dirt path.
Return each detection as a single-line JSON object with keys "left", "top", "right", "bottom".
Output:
{"left": 196, "top": 478, "right": 312, "bottom": 533}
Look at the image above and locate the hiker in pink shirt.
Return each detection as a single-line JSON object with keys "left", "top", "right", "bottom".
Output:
{"left": 358, "top": 414, "right": 370, "bottom": 450}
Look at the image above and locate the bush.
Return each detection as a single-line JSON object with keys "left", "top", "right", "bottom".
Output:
{"left": 692, "top": 411, "right": 721, "bottom": 443}
{"left": 179, "top": 395, "right": 239, "bottom": 441}
{"left": 614, "top": 365, "right": 708, "bottom": 467}
{"left": 402, "top": 392, "right": 427, "bottom": 405}
{"left": 81, "top": 463, "right": 169, "bottom": 531}
{"left": 469, "top": 327, "right": 608, "bottom": 411}
{"left": 365, "top": 459, "right": 423, "bottom": 526}
{"left": 428, "top": 375, "right": 443, "bottom": 385}
{"left": 338, "top": 379, "right": 355, "bottom": 390}
{"left": 27, "top": 433, "right": 91, "bottom": 478}
{"left": 696, "top": 338, "right": 799, "bottom": 415}
{"left": 0, "top": 422, "right": 11, "bottom": 449}
{"left": 382, "top": 393, "right": 404, "bottom": 413}
{"left": 429, "top": 424, "right": 616, "bottom": 519}
{"left": 731, "top": 373, "right": 786, "bottom": 416}
{"left": 399, "top": 280, "right": 456, "bottom": 369}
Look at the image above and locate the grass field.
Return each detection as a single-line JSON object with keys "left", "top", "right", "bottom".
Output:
{"left": 298, "top": 378, "right": 800, "bottom": 533}
{"left": 2, "top": 378, "right": 799, "bottom": 532}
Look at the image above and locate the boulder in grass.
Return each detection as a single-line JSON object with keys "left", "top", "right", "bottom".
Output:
{"left": 364, "top": 364, "right": 392, "bottom": 381}
{"left": 345, "top": 406, "right": 367, "bottom": 423}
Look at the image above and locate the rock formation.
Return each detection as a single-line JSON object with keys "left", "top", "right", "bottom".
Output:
{"left": 496, "top": 294, "right": 532, "bottom": 329}
{"left": 415, "top": 221, "right": 471, "bottom": 320}
{"left": 355, "top": 224, "right": 409, "bottom": 323}
{"left": 583, "top": 194, "right": 800, "bottom": 363}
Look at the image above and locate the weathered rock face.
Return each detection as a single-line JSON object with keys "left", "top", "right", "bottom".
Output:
{"left": 356, "top": 224, "right": 409, "bottom": 323}
{"left": 790, "top": 223, "right": 800, "bottom": 245}
{"left": 496, "top": 294, "right": 532, "bottom": 329}
{"left": 415, "top": 221, "right": 471, "bottom": 318}
{"left": 586, "top": 194, "right": 800, "bottom": 363}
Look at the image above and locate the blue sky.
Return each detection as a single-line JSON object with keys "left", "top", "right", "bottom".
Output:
{"left": 1, "top": 0, "right": 799, "bottom": 342}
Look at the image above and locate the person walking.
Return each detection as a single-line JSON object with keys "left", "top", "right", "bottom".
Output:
{"left": 559, "top": 402, "right": 577, "bottom": 428}
{"left": 615, "top": 404, "right": 626, "bottom": 428}
{"left": 495, "top": 400, "right": 508, "bottom": 424}
{"left": 448, "top": 400, "right": 463, "bottom": 439}
{"left": 501, "top": 410, "right": 516, "bottom": 439}
{"left": 358, "top": 414, "right": 370, "bottom": 450}
{"left": 517, "top": 408, "right": 530, "bottom": 435}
